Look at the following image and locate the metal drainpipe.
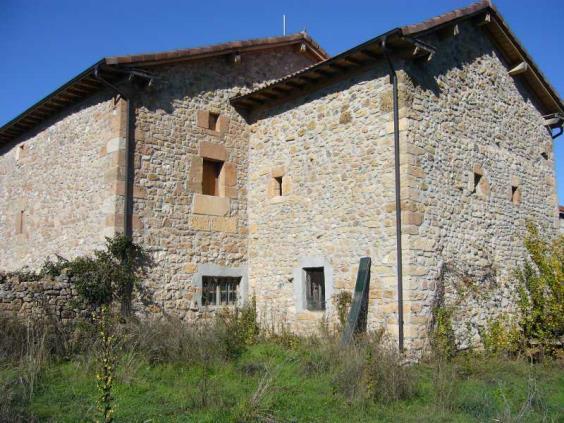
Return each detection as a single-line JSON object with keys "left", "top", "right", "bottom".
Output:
{"left": 94, "top": 67, "right": 134, "bottom": 239}
{"left": 381, "top": 38, "right": 404, "bottom": 353}
{"left": 123, "top": 98, "right": 134, "bottom": 239}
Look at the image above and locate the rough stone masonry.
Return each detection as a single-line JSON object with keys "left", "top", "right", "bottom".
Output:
{"left": 0, "top": 2, "right": 561, "bottom": 356}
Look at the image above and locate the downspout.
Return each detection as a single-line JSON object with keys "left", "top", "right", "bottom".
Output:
{"left": 381, "top": 38, "right": 404, "bottom": 353}
{"left": 94, "top": 67, "right": 134, "bottom": 239}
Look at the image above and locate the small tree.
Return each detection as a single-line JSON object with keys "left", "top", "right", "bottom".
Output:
{"left": 68, "top": 234, "right": 147, "bottom": 316}
{"left": 516, "top": 224, "right": 563, "bottom": 353}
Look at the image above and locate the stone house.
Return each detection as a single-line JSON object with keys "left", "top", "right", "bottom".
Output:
{"left": 1, "top": 1, "right": 562, "bottom": 354}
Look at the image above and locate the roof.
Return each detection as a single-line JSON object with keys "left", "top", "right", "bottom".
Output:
{"left": 231, "top": 1, "right": 563, "bottom": 118}
{"left": 0, "top": 33, "right": 328, "bottom": 145}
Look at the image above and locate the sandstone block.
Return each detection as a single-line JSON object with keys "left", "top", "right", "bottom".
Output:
{"left": 210, "top": 216, "right": 237, "bottom": 233}
{"left": 199, "top": 141, "right": 227, "bottom": 161}
{"left": 189, "top": 215, "right": 210, "bottom": 231}
{"left": 183, "top": 262, "right": 198, "bottom": 273}
{"left": 192, "top": 194, "right": 229, "bottom": 216}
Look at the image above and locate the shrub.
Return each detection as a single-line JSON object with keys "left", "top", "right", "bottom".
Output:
{"left": 516, "top": 224, "right": 563, "bottom": 354}
{"left": 329, "top": 331, "right": 418, "bottom": 404}
{"left": 431, "top": 306, "right": 455, "bottom": 359}
{"left": 481, "top": 316, "right": 522, "bottom": 356}
{"left": 335, "top": 291, "right": 352, "bottom": 328}
{"left": 68, "top": 234, "right": 148, "bottom": 315}
{"left": 94, "top": 305, "right": 116, "bottom": 423}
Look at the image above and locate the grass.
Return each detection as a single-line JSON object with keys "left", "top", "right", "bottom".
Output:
{"left": 1, "top": 342, "right": 560, "bottom": 422}
{"left": 1, "top": 313, "right": 562, "bottom": 422}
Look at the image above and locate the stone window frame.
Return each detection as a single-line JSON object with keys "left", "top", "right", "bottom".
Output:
{"left": 15, "top": 143, "right": 27, "bottom": 162}
{"left": 189, "top": 141, "right": 238, "bottom": 216}
{"left": 196, "top": 110, "right": 230, "bottom": 136}
{"left": 268, "top": 165, "right": 292, "bottom": 202}
{"left": 468, "top": 164, "right": 490, "bottom": 199}
{"left": 293, "top": 256, "right": 334, "bottom": 313}
{"left": 510, "top": 176, "right": 521, "bottom": 206}
{"left": 192, "top": 263, "right": 248, "bottom": 308}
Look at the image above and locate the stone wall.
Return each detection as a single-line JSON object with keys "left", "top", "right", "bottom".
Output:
{"left": 400, "top": 21, "right": 559, "bottom": 352}
{"left": 247, "top": 63, "right": 403, "bottom": 334}
{"left": 0, "top": 273, "right": 79, "bottom": 322}
{"left": 131, "top": 46, "right": 316, "bottom": 319}
{"left": 0, "top": 93, "right": 123, "bottom": 271}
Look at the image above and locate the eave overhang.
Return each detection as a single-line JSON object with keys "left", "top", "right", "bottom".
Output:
{"left": 0, "top": 33, "right": 328, "bottom": 145}
{"left": 231, "top": 1, "right": 563, "bottom": 118}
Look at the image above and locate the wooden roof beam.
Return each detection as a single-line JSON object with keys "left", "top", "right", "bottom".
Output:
{"left": 343, "top": 56, "right": 365, "bottom": 66}
{"left": 476, "top": 12, "right": 491, "bottom": 26}
{"left": 508, "top": 62, "right": 528, "bottom": 76}
{"left": 285, "top": 80, "right": 305, "bottom": 89}
{"left": 271, "top": 85, "right": 292, "bottom": 94}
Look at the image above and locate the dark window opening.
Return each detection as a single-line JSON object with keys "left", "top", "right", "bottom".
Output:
{"left": 472, "top": 173, "right": 482, "bottom": 194}
{"left": 208, "top": 112, "right": 220, "bottom": 131}
{"left": 511, "top": 186, "right": 520, "bottom": 205}
{"left": 202, "top": 276, "right": 240, "bottom": 306}
{"left": 202, "top": 159, "right": 223, "bottom": 196}
{"left": 305, "top": 267, "right": 325, "bottom": 311}
{"left": 274, "top": 176, "right": 283, "bottom": 196}
{"left": 541, "top": 151, "right": 548, "bottom": 160}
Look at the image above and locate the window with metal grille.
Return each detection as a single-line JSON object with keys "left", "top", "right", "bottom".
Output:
{"left": 202, "top": 276, "right": 240, "bottom": 306}
{"left": 305, "top": 267, "right": 325, "bottom": 311}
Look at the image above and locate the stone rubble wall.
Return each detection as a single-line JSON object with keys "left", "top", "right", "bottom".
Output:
{"left": 0, "top": 92, "right": 123, "bottom": 271}
{"left": 0, "top": 273, "right": 80, "bottom": 322}
{"left": 131, "top": 47, "right": 317, "bottom": 319}
{"left": 248, "top": 63, "right": 404, "bottom": 335}
{"left": 400, "top": 21, "right": 559, "bottom": 353}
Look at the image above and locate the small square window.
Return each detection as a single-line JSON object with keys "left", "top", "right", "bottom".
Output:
{"left": 202, "top": 159, "right": 223, "bottom": 196}
{"left": 274, "top": 176, "right": 283, "bottom": 196}
{"left": 305, "top": 267, "right": 325, "bottom": 311}
{"left": 208, "top": 112, "right": 220, "bottom": 132}
{"left": 202, "top": 276, "right": 240, "bottom": 306}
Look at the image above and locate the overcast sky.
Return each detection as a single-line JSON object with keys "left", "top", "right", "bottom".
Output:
{"left": 1, "top": 0, "right": 562, "bottom": 203}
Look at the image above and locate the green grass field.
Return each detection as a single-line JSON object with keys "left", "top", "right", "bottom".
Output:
{"left": 4, "top": 341, "right": 562, "bottom": 422}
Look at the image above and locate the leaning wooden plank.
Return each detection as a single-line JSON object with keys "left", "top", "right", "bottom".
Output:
{"left": 341, "top": 257, "right": 371, "bottom": 346}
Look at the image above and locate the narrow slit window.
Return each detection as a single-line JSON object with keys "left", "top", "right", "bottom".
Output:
{"left": 274, "top": 176, "right": 283, "bottom": 196}
{"left": 305, "top": 267, "right": 325, "bottom": 311}
{"left": 202, "top": 159, "right": 223, "bottom": 196}
{"left": 16, "top": 210, "right": 24, "bottom": 235}
{"left": 202, "top": 276, "right": 241, "bottom": 306}
{"left": 511, "top": 186, "right": 520, "bottom": 205}
{"left": 208, "top": 112, "right": 220, "bottom": 132}
{"left": 472, "top": 172, "right": 482, "bottom": 194}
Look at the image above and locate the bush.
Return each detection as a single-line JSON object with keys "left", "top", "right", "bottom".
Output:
{"left": 67, "top": 234, "right": 148, "bottom": 315}
{"left": 516, "top": 224, "right": 563, "bottom": 355}
{"left": 431, "top": 306, "right": 455, "bottom": 359}
{"left": 481, "top": 316, "right": 522, "bottom": 356}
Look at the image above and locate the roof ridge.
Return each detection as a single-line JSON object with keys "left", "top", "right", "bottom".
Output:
{"left": 232, "top": 1, "right": 562, "bottom": 117}
{"left": 105, "top": 32, "right": 329, "bottom": 65}
{"left": 401, "top": 0, "right": 491, "bottom": 35}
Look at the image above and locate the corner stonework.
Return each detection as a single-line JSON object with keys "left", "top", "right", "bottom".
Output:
{"left": 101, "top": 98, "right": 145, "bottom": 237}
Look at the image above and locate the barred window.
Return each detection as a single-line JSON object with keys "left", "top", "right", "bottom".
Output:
{"left": 202, "top": 276, "right": 240, "bottom": 306}
{"left": 305, "top": 267, "right": 325, "bottom": 311}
